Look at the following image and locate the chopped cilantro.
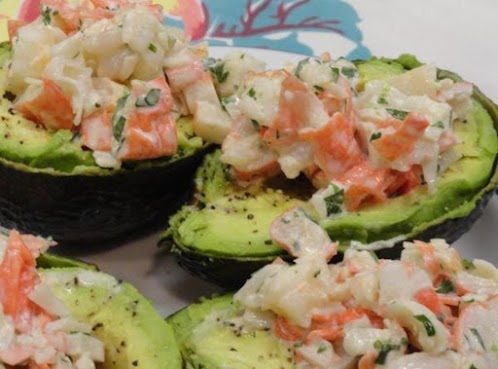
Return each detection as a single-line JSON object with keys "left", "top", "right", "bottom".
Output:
{"left": 112, "top": 94, "right": 130, "bottom": 141}
{"left": 323, "top": 186, "right": 344, "bottom": 216}
{"left": 295, "top": 58, "right": 310, "bottom": 78}
{"left": 247, "top": 88, "right": 257, "bottom": 99}
{"left": 317, "top": 343, "right": 327, "bottom": 353}
{"left": 210, "top": 62, "right": 229, "bottom": 84}
{"left": 341, "top": 67, "right": 357, "bottom": 79}
{"left": 136, "top": 89, "right": 161, "bottom": 108}
{"left": 41, "top": 6, "right": 52, "bottom": 25}
{"left": 386, "top": 108, "right": 409, "bottom": 120}
{"left": 436, "top": 279, "right": 455, "bottom": 294}
{"left": 470, "top": 328, "right": 486, "bottom": 349}
{"left": 462, "top": 259, "right": 475, "bottom": 270}
{"left": 377, "top": 96, "right": 388, "bottom": 104}
{"left": 330, "top": 67, "right": 339, "bottom": 83}
{"left": 432, "top": 121, "right": 445, "bottom": 129}
{"left": 374, "top": 340, "right": 400, "bottom": 364}
{"left": 148, "top": 43, "right": 157, "bottom": 53}
{"left": 415, "top": 314, "right": 435, "bottom": 336}
{"left": 370, "top": 132, "right": 382, "bottom": 142}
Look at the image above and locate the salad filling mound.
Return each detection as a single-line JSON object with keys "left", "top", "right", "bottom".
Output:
{"left": 223, "top": 211, "right": 498, "bottom": 369}
{"left": 216, "top": 53, "right": 473, "bottom": 213}
{"left": 0, "top": 230, "right": 105, "bottom": 369}
{"left": 4, "top": 0, "right": 232, "bottom": 169}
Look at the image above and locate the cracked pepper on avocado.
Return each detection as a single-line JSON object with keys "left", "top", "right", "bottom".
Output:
{"left": 0, "top": 228, "right": 182, "bottom": 369}
{"left": 169, "top": 217, "right": 498, "bottom": 369}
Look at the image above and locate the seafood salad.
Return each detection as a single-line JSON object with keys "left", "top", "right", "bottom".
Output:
{"left": 216, "top": 53, "right": 473, "bottom": 214}
{"left": 0, "top": 230, "right": 105, "bottom": 369}
{"left": 4, "top": 0, "right": 234, "bottom": 168}
{"left": 229, "top": 210, "right": 498, "bottom": 369}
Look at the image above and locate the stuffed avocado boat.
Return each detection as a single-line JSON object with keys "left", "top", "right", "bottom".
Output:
{"left": 162, "top": 53, "right": 498, "bottom": 287}
{"left": 0, "top": 228, "right": 181, "bottom": 369}
{"left": 0, "top": 0, "right": 246, "bottom": 244}
{"left": 168, "top": 225, "right": 498, "bottom": 369}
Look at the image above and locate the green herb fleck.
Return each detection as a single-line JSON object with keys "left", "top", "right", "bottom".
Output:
{"left": 462, "top": 259, "right": 475, "bottom": 270}
{"left": 314, "top": 85, "right": 324, "bottom": 93}
{"left": 374, "top": 341, "right": 400, "bottom": 365}
{"left": 295, "top": 58, "right": 310, "bottom": 78}
{"left": 317, "top": 343, "right": 327, "bottom": 353}
{"left": 470, "top": 328, "right": 486, "bottom": 349}
{"left": 470, "top": 365, "right": 477, "bottom": 369}
{"left": 210, "top": 62, "right": 229, "bottom": 84}
{"left": 112, "top": 93, "right": 129, "bottom": 140}
{"left": 41, "top": 6, "right": 52, "bottom": 25}
{"left": 247, "top": 88, "right": 257, "bottom": 99}
{"left": 148, "top": 43, "right": 157, "bottom": 53}
{"left": 370, "top": 132, "right": 382, "bottom": 142}
{"left": 251, "top": 119, "right": 260, "bottom": 130}
{"left": 330, "top": 67, "right": 339, "bottom": 83}
{"left": 324, "top": 187, "right": 344, "bottom": 216}
{"left": 432, "top": 121, "right": 445, "bottom": 129}
{"left": 378, "top": 96, "right": 388, "bottom": 104}
{"left": 341, "top": 67, "right": 357, "bottom": 79}
{"left": 415, "top": 315, "right": 435, "bottom": 336}
{"left": 313, "top": 270, "right": 321, "bottom": 278}
{"left": 136, "top": 89, "right": 161, "bottom": 108}
{"left": 386, "top": 108, "right": 409, "bottom": 120}
{"left": 436, "top": 279, "right": 455, "bottom": 294}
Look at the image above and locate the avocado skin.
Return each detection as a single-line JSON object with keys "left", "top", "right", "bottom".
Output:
{"left": 163, "top": 61, "right": 498, "bottom": 288}
{"left": 0, "top": 144, "right": 212, "bottom": 246}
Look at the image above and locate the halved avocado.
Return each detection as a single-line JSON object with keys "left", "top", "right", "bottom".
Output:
{"left": 161, "top": 56, "right": 498, "bottom": 288}
{"left": 167, "top": 294, "right": 295, "bottom": 369}
{"left": 0, "top": 42, "right": 212, "bottom": 245}
{"left": 38, "top": 254, "right": 182, "bottom": 369}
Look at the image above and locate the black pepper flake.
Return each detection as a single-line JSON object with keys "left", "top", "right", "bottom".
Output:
{"left": 120, "top": 341, "right": 126, "bottom": 347}
{"left": 264, "top": 240, "right": 272, "bottom": 245}
{"left": 247, "top": 213, "right": 254, "bottom": 220}
{"left": 132, "top": 360, "right": 139, "bottom": 366}
{"left": 92, "top": 322, "right": 104, "bottom": 331}
{"left": 8, "top": 108, "right": 14, "bottom": 115}
{"left": 4, "top": 133, "right": 9, "bottom": 139}
{"left": 229, "top": 347, "right": 237, "bottom": 352}
{"left": 132, "top": 311, "right": 137, "bottom": 317}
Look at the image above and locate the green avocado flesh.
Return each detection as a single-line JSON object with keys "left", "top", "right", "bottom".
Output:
{"left": 0, "top": 42, "right": 204, "bottom": 174}
{"left": 40, "top": 266, "right": 182, "bottom": 369}
{"left": 167, "top": 295, "right": 294, "bottom": 369}
{"left": 162, "top": 57, "right": 498, "bottom": 285}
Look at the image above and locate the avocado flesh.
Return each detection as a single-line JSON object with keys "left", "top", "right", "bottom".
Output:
{"left": 40, "top": 267, "right": 182, "bottom": 369}
{"left": 167, "top": 295, "right": 295, "bottom": 369}
{"left": 162, "top": 58, "right": 498, "bottom": 286}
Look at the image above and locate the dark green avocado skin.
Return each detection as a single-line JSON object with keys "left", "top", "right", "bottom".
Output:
{"left": 0, "top": 145, "right": 212, "bottom": 246}
{"left": 163, "top": 63, "right": 498, "bottom": 289}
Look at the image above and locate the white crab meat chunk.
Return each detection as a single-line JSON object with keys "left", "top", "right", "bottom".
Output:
{"left": 454, "top": 297, "right": 498, "bottom": 369}
{"left": 215, "top": 51, "right": 266, "bottom": 96}
{"left": 183, "top": 74, "right": 232, "bottom": 144}
{"left": 343, "top": 320, "right": 407, "bottom": 359}
{"left": 378, "top": 260, "right": 433, "bottom": 306}
{"left": 384, "top": 299, "right": 449, "bottom": 353}
{"left": 270, "top": 207, "right": 337, "bottom": 260}
{"left": 237, "top": 71, "right": 288, "bottom": 127}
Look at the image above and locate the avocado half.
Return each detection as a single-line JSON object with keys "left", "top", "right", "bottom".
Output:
{"left": 161, "top": 56, "right": 498, "bottom": 288}
{"left": 167, "top": 294, "right": 295, "bottom": 369}
{"left": 38, "top": 253, "right": 182, "bottom": 369}
{"left": 0, "top": 42, "right": 211, "bottom": 245}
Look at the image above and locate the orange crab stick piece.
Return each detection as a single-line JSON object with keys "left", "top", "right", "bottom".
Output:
{"left": 15, "top": 79, "right": 75, "bottom": 131}
{"left": 117, "top": 76, "right": 178, "bottom": 160}
{"left": 81, "top": 110, "right": 113, "bottom": 152}
{"left": 0, "top": 231, "right": 40, "bottom": 325}
{"left": 372, "top": 113, "right": 429, "bottom": 161}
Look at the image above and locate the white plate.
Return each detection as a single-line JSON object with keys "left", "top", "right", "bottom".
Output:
{"left": 74, "top": 47, "right": 498, "bottom": 317}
